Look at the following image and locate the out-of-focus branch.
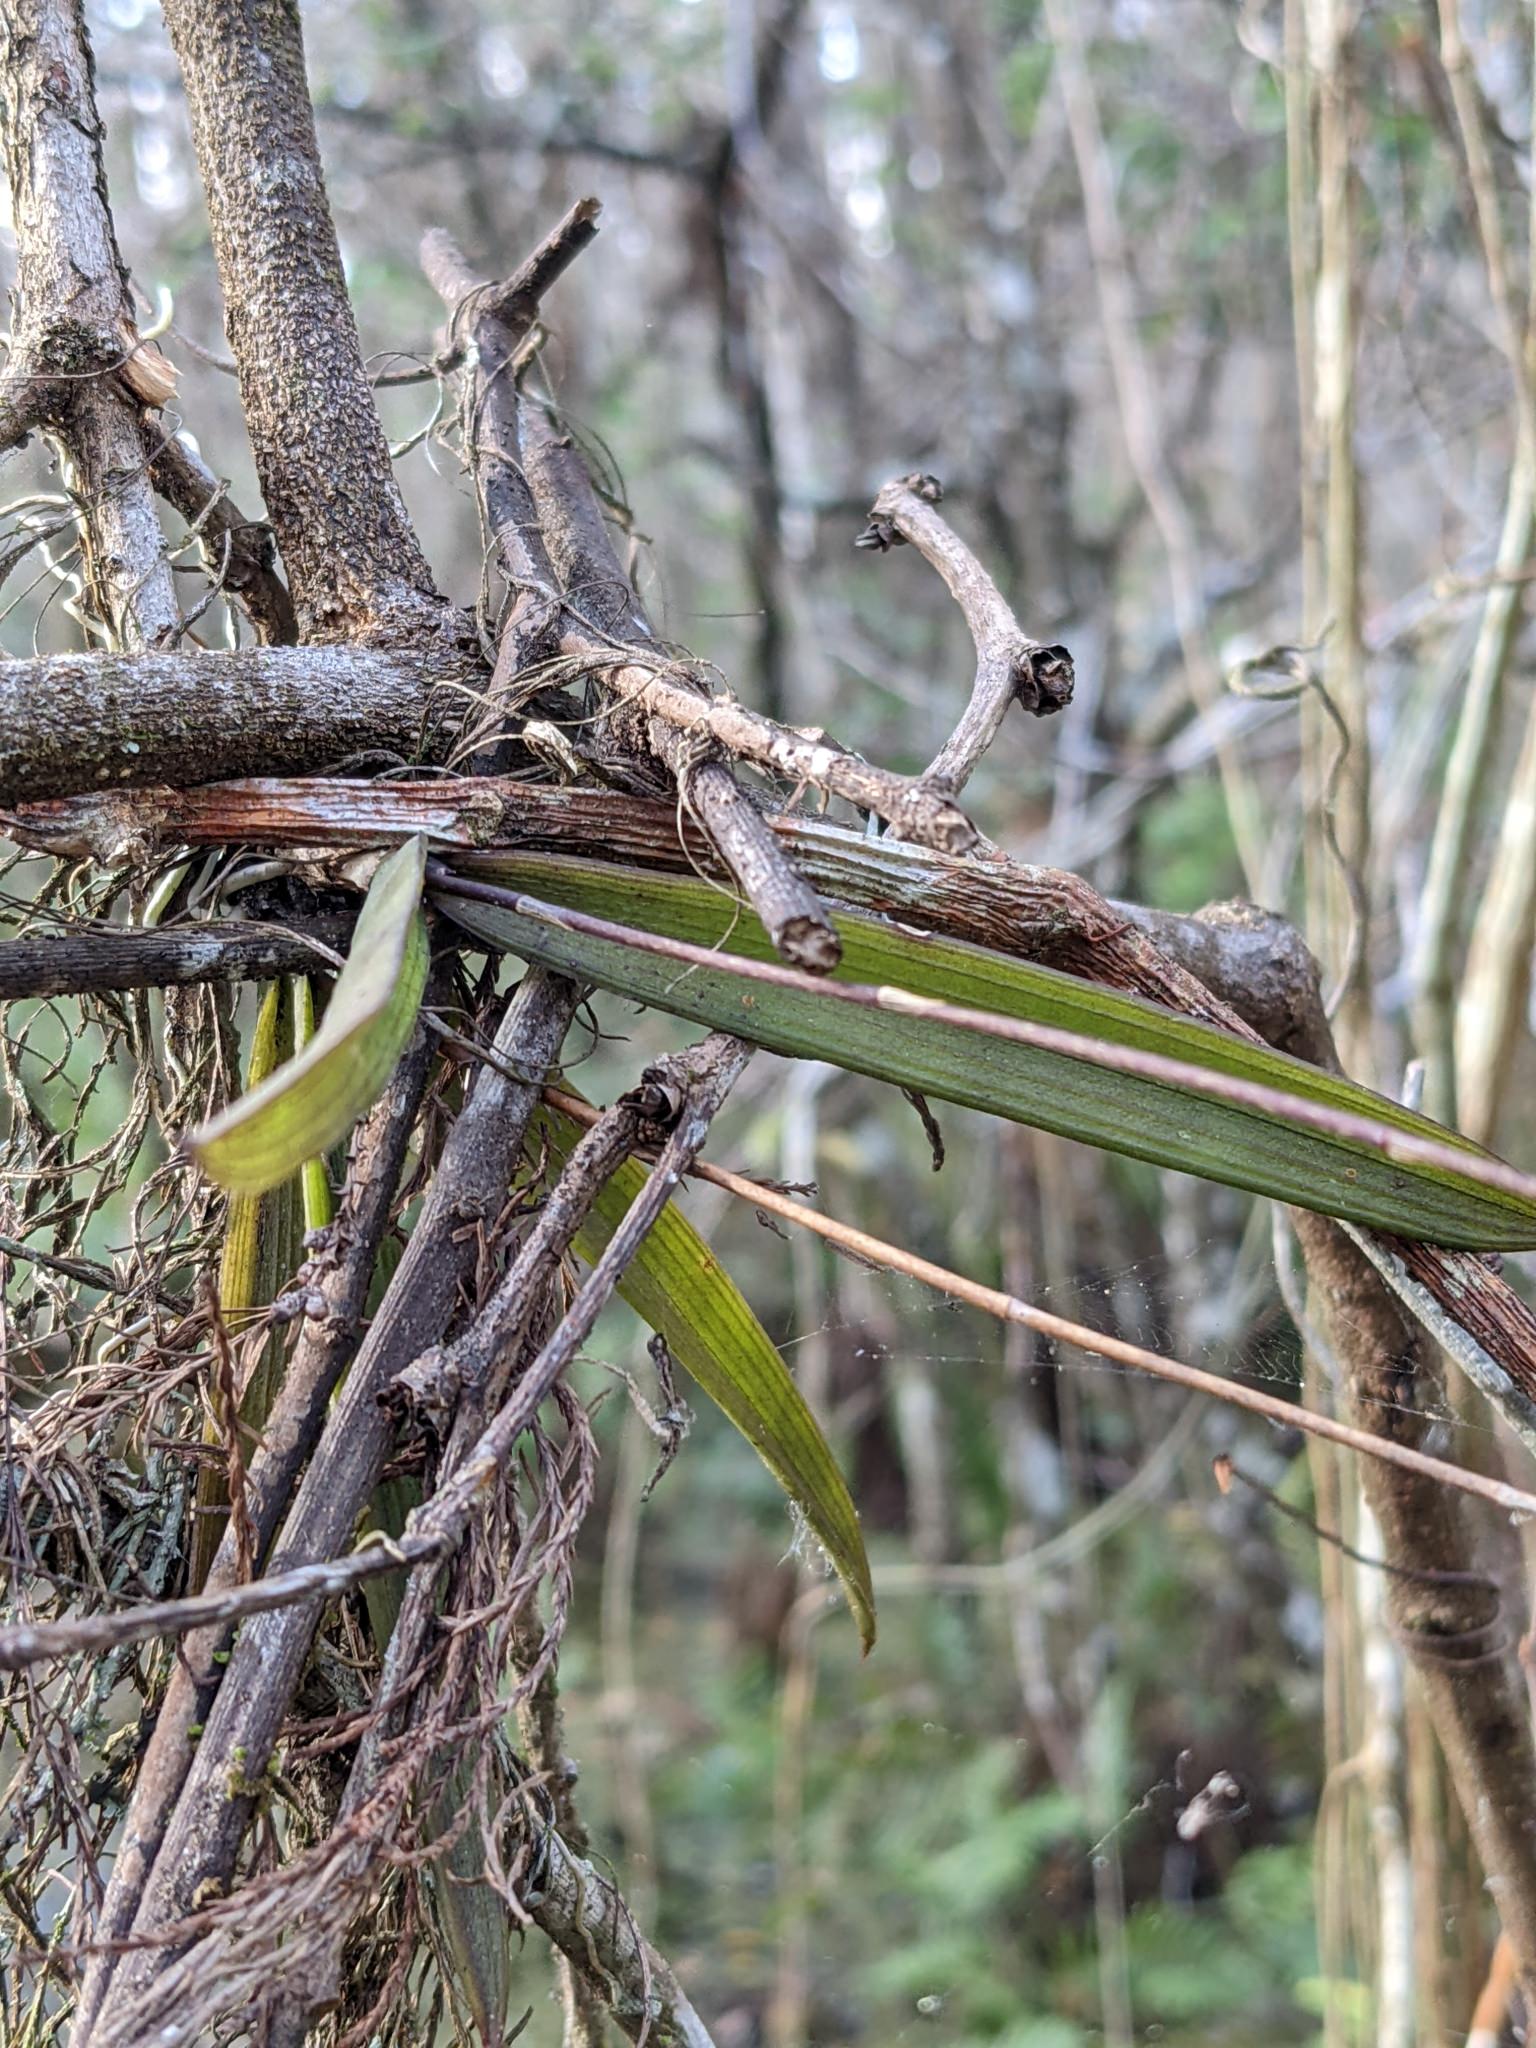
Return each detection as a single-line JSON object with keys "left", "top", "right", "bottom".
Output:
{"left": 1038, "top": 0, "right": 1266, "bottom": 893}
{"left": 1412, "top": 0, "right": 1536, "bottom": 1124}
{"left": 0, "top": 0, "right": 178, "bottom": 645}
{"left": 857, "top": 472, "right": 1074, "bottom": 793}
{"left": 157, "top": 0, "right": 441, "bottom": 635}
{"left": 1305, "top": 0, "right": 1371, "bottom": 1070}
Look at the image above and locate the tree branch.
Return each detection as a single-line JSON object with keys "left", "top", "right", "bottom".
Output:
{"left": 0, "top": 646, "right": 473, "bottom": 805}
{"left": 421, "top": 212, "right": 840, "bottom": 971}
{"left": 157, "top": 0, "right": 441, "bottom": 635}
{"left": 71, "top": 1031, "right": 433, "bottom": 2035}
{"left": 857, "top": 472, "right": 1074, "bottom": 793}
{"left": 0, "top": 916, "right": 353, "bottom": 1001}
{"left": 1131, "top": 902, "right": 1536, "bottom": 2000}
{"left": 523, "top": 410, "right": 843, "bottom": 971}
{"left": 0, "top": 0, "right": 178, "bottom": 644}
{"left": 0, "top": 775, "right": 1300, "bottom": 1035}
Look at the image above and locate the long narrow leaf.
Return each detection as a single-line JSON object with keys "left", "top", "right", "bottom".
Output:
{"left": 196, "top": 981, "right": 304, "bottom": 1589}
{"left": 437, "top": 853, "right": 1536, "bottom": 1250}
{"left": 537, "top": 1104, "right": 876, "bottom": 1651}
{"left": 189, "top": 836, "right": 429, "bottom": 1195}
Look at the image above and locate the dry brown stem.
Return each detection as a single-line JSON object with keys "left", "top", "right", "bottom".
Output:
{"left": 94, "top": 973, "right": 577, "bottom": 2017}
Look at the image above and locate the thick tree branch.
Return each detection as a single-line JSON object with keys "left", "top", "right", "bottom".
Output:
{"left": 0, "top": 915, "right": 352, "bottom": 1000}
{"left": 0, "top": 646, "right": 473, "bottom": 804}
{"left": 0, "top": 0, "right": 178, "bottom": 644}
{"left": 0, "top": 776, "right": 1294, "bottom": 1034}
{"left": 157, "top": 0, "right": 441, "bottom": 635}
{"left": 857, "top": 472, "right": 1074, "bottom": 793}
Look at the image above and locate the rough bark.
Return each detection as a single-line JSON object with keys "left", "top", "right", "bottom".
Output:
{"left": 0, "top": 914, "right": 353, "bottom": 999}
{"left": 157, "top": 0, "right": 442, "bottom": 636}
{"left": 0, "top": 646, "right": 473, "bottom": 804}
{"left": 1, "top": 775, "right": 1260, "bottom": 1032}
{"left": 523, "top": 412, "right": 842, "bottom": 971}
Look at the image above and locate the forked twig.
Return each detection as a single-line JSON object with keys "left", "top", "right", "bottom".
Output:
{"left": 857, "top": 471, "right": 1074, "bottom": 793}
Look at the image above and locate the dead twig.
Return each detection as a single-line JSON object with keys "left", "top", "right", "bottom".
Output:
{"left": 857, "top": 471, "right": 1074, "bottom": 793}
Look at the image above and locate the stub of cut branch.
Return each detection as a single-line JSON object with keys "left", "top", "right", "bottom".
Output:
{"left": 857, "top": 472, "right": 1074, "bottom": 793}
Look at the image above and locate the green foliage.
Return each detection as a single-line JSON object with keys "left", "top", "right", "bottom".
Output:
{"left": 439, "top": 852, "right": 1536, "bottom": 1246}
{"left": 189, "top": 837, "right": 428, "bottom": 1194}
{"left": 541, "top": 1104, "right": 877, "bottom": 1650}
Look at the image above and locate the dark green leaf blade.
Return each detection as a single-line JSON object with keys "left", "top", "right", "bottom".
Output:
{"left": 440, "top": 854, "right": 1536, "bottom": 1250}
{"left": 539, "top": 1105, "right": 876, "bottom": 1652}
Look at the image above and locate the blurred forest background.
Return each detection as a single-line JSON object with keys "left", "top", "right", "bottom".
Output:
{"left": 11, "top": 0, "right": 1536, "bottom": 2042}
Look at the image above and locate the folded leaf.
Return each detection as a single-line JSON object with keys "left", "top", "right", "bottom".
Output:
{"left": 538, "top": 1104, "right": 875, "bottom": 1652}
{"left": 189, "top": 836, "right": 429, "bottom": 1195}
{"left": 438, "top": 853, "right": 1536, "bottom": 1251}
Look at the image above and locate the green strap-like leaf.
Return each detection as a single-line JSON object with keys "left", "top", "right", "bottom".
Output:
{"left": 290, "top": 973, "right": 335, "bottom": 1233}
{"left": 189, "top": 837, "right": 429, "bottom": 1195}
{"left": 196, "top": 981, "right": 305, "bottom": 1589}
{"left": 438, "top": 852, "right": 1536, "bottom": 1250}
{"left": 537, "top": 1104, "right": 876, "bottom": 1652}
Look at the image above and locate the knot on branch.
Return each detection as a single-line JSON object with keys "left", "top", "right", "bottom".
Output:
{"left": 1014, "top": 640, "right": 1076, "bottom": 718}
{"left": 622, "top": 1062, "right": 690, "bottom": 1137}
